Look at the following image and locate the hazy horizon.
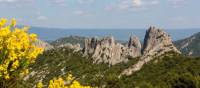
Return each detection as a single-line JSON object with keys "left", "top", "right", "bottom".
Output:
{"left": 28, "top": 25, "right": 200, "bottom": 30}
{"left": 28, "top": 27, "right": 200, "bottom": 41}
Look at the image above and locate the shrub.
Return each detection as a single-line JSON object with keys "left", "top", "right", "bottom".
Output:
{"left": 37, "top": 74, "right": 92, "bottom": 88}
{"left": 0, "top": 18, "right": 43, "bottom": 87}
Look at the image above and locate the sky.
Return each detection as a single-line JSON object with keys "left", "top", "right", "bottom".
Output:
{"left": 0, "top": 0, "right": 199, "bottom": 29}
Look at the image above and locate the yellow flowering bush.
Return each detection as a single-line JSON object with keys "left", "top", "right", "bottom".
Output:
{"left": 0, "top": 18, "right": 43, "bottom": 81}
{"left": 37, "top": 74, "right": 92, "bottom": 88}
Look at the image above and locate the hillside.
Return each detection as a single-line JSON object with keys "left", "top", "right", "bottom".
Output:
{"left": 174, "top": 32, "right": 200, "bottom": 56}
{"left": 50, "top": 36, "right": 87, "bottom": 47}
{"left": 24, "top": 47, "right": 200, "bottom": 88}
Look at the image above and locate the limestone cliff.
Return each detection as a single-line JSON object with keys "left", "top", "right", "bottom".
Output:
{"left": 82, "top": 26, "right": 180, "bottom": 75}
{"left": 121, "top": 26, "right": 180, "bottom": 75}
{"left": 83, "top": 36, "right": 141, "bottom": 65}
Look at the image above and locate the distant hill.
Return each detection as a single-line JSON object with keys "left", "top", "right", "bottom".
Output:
{"left": 174, "top": 32, "right": 200, "bottom": 56}
{"left": 49, "top": 35, "right": 126, "bottom": 48}
{"left": 50, "top": 36, "right": 87, "bottom": 47}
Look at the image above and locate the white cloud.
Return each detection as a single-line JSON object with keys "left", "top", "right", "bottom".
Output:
{"left": 78, "top": 0, "right": 95, "bottom": 4}
{"left": 50, "top": 0, "right": 66, "bottom": 6}
{"left": 132, "top": 0, "right": 143, "bottom": 7}
{"left": 150, "top": 0, "right": 159, "bottom": 5}
{"left": 107, "top": 0, "right": 159, "bottom": 11}
{"left": 0, "top": 0, "right": 33, "bottom": 3}
{"left": 73, "top": 10, "right": 93, "bottom": 17}
{"left": 118, "top": 0, "right": 131, "bottom": 10}
{"left": 168, "top": 0, "right": 187, "bottom": 8}
{"left": 54, "top": 0, "right": 64, "bottom": 3}
{"left": 37, "top": 15, "right": 48, "bottom": 21}
{"left": 0, "top": 0, "right": 17, "bottom": 3}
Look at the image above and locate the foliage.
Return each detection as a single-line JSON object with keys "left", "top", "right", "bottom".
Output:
{"left": 27, "top": 47, "right": 200, "bottom": 88}
{"left": 26, "top": 47, "right": 139, "bottom": 87}
{"left": 123, "top": 53, "right": 200, "bottom": 88}
{"left": 0, "top": 18, "right": 43, "bottom": 87}
{"left": 37, "top": 74, "right": 92, "bottom": 88}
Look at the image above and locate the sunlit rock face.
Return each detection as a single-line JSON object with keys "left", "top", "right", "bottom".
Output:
{"left": 122, "top": 26, "right": 181, "bottom": 76}
{"left": 83, "top": 36, "right": 142, "bottom": 65}
{"left": 82, "top": 26, "right": 180, "bottom": 75}
{"left": 142, "top": 26, "right": 180, "bottom": 56}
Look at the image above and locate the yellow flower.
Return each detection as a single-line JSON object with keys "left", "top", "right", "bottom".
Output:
{"left": 0, "top": 18, "right": 7, "bottom": 27}
{"left": 22, "top": 26, "right": 29, "bottom": 32}
{"left": 11, "top": 18, "right": 16, "bottom": 27}
{"left": 0, "top": 18, "right": 44, "bottom": 80}
{"left": 44, "top": 74, "right": 92, "bottom": 88}
{"left": 67, "top": 74, "right": 73, "bottom": 81}
{"left": 4, "top": 74, "right": 10, "bottom": 80}
{"left": 0, "top": 26, "right": 11, "bottom": 37}
{"left": 12, "top": 60, "right": 19, "bottom": 69}
{"left": 30, "top": 33, "right": 37, "bottom": 42}
{"left": 37, "top": 81, "right": 44, "bottom": 88}
{"left": 0, "top": 66, "right": 4, "bottom": 71}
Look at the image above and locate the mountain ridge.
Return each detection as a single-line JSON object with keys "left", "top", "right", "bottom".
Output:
{"left": 174, "top": 32, "right": 200, "bottom": 56}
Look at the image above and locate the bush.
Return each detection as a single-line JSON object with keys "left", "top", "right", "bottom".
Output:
{"left": 0, "top": 18, "right": 43, "bottom": 88}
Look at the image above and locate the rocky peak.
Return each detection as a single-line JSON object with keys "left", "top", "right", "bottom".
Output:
{"left": 142, "top": 26, "right": 180, "bottom": 55}
{"left": 128, "top": 36, "right": 141, "bottom": 49}
{"left": 83, "top": 37, "right": 98, "bottom": 54}
{"left": 124, "top": 36, "right": 142, "bottom": 58}
{"left": 121, "top": 26, "right": 181, "bottom": 76}
{"left": 83, "top": 26, "right": 180, "bottom": 74}
{"left": 100, "top": 36, "right": 115, "bottom": 47}
{"left": 83, "top": 36, "right": 141, "bottom": 65}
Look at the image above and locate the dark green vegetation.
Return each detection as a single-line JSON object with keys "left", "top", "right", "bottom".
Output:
{"left": 26, "top": 47, "right": 200, "bottom": 88}
{"left": 174, "top": 32, "right": 200, "bottom": 56}
{"left": 121, "top": 54, "right": 200, "bottom": 88}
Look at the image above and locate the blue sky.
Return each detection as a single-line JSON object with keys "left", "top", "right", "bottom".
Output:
{"left": 0, "top": 0, "right": 199, "bottom": 29}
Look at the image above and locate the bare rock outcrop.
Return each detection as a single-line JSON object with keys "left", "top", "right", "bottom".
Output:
{"left": 83, "top": 26, "right": 180, "bottom": 75}
{"left": 83, "top": 36, "right": 142, "bottom": 65}
{"left": 142, "top": 26, "right": 180, "bottom": 55}
{"left": 126, "top": 36, "right": 142, "bottom": 58}
{"left": 121, "top": 26, "right": 180, "bottom": 76}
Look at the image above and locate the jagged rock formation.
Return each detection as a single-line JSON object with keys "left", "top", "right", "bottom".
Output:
{"left": 142, "top": 26, "right": 180, "bottom": 56}
{"left": 83, "top": 26, "right": 180, "bottom": 75}
{"left": 126, "top": 36, "right": 142, "bottom": 58}
{"left": 83, "top": 36, "right": 142, "bottom": 65}
{"left": 121, "top": 26, "right": 180, "bottom": 76}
